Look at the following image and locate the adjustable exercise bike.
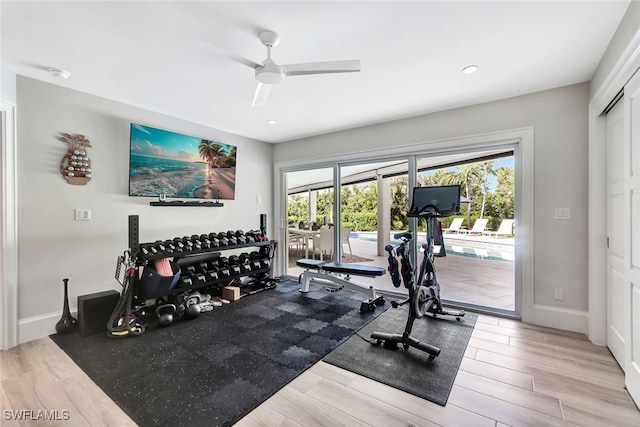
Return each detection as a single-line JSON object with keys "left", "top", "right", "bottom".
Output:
{"left": 370, "top": 184, "right": 465, "bottom": 360}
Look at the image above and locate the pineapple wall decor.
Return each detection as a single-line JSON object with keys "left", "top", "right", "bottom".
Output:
{"left": 59, "top": 133, "right": 92, "bottom": 185}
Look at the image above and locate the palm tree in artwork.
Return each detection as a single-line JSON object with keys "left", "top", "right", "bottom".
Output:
{"left": 225, "top": 146, "right": 237, "bottom": 167}
{"left": 198, "top": 140, "right": 226, "bottom": 171}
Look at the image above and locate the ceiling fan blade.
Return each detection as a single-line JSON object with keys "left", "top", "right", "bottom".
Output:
{"left": 179, "top": 30, "right": 261, "bottom": 69}
{"left": 282, "top": 60, "right": 361, "bottom": 76}
{"left": 252, "top": 82, "right": 272, "bottom": 106}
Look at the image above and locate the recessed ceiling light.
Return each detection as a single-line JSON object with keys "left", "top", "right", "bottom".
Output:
{"left": 267, "top": 120, "right": 277, "bottom": 125}
{"left": 49, "top": 68, "right": 71, "bottom": 79}
{"left": 461, "top": 65, "right": 479, "bottom": 74}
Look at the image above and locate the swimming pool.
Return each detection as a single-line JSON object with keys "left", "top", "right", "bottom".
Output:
{"left": 351, "top": 232, "right": 514, "bottom": 262}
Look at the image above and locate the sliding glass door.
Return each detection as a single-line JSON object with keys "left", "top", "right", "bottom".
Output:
{"left": 278, "top": 142, "right": 521, "bottom": 318}
{"left": 283, "top": 166, "right": 334, "bottom": 277}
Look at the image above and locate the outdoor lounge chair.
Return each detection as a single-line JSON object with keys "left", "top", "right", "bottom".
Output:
{"left": 483, "top": 219, "right": 515, "bottom": 237}
{"left": 443, "top": 217, "right": 464, "bottom": 234}
{"left": 460, "top": 218, "right": 488, "bottom": 235}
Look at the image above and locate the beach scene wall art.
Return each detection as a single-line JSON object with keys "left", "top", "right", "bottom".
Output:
{"left": 129, "top": 123, "right": 237, "bottom": 200}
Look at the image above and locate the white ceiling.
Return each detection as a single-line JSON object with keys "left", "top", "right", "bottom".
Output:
{"left": 1, "top": 1, "right": 630, "bottom": 144}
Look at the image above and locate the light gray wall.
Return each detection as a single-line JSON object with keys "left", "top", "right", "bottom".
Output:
{"left": 591, "top": 0, "right": 640, "bottom": 98}
{"left": 17, "top": 77, "right": 272, "bottom": 324}
{"left": 1, "top": 67, "right": 17, "bottom": 103}
{"left": 274, "top": 83, "right": 590, "bottom": 312}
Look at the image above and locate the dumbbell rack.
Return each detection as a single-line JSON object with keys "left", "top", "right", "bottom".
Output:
{"left": 127, "top": 215, "right": 275, "bottom": 300}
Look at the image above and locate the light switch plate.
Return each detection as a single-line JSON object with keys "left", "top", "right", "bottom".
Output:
{"left": 555, "top": 207, "right": 570, "bottom": 220}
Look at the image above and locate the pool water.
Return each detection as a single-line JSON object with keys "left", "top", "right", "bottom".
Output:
{"left": 352, "top": 232, "right": 514, "bottom": 262}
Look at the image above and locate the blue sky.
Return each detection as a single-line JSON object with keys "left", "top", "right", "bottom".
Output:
{"left": 130, "top": 123, "right": 233, "bottom": 162}
{"left": 421, "top": 156, "right": 514, "bottom": 191}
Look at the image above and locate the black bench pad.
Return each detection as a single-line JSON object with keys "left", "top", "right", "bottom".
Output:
{"left": 321, "top": 262, "right": 386, "bottom": 277}
{"left": 296, "top": 259, "right": 327, "bottom": 269}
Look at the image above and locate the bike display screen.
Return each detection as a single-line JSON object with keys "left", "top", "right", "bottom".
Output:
{"left": 408, "top": 185, "right": 461, "bottom": 217}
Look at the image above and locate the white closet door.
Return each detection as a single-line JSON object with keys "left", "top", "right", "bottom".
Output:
{"left": 624, "top": 70, "right": 640, "bottom": 406}
{"left": 606, "top": 96, "right": 626, "bottom": 368}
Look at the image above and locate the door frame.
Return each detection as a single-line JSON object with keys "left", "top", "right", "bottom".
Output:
{"left": 1, "top": 100, "right": 19, "bottom": 350}
{"left": 588, "top": 32, "right": 640, "bottom": 346}
{"left": 274, "top": 128, "right": 534, "bottom": 321}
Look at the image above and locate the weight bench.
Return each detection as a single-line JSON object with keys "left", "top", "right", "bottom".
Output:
{"left": 296, "top": 259, "right": 386, "bottom": 313}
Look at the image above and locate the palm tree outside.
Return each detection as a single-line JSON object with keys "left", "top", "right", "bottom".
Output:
{"left": 438, "top": 164, "right": 482, "bottom": 228}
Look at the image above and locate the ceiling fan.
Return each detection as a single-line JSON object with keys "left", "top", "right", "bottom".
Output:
{"left": 207, "top": 30, "right": 361, "bottom": 106}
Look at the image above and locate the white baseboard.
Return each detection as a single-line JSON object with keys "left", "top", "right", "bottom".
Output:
{"left": 18, "top": 309, "right": 77, "bottom": 344}
{"left": 533, "top": 304, "right": 589, "bottom": 336}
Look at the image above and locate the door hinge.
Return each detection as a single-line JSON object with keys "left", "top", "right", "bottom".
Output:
{"left": 607, "top": 237, "right": 610, "bottom": 248}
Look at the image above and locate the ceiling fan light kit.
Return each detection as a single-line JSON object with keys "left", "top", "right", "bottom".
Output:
{"left": 247, "top": 30, "right": 361, "bottom": 105}
{"left": 255, "top": 59, "right": 284, "bottom": 84}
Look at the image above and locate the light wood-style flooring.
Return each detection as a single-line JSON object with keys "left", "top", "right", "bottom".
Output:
{"left": 2, "top": 314, "right": 639, "bottom": 426}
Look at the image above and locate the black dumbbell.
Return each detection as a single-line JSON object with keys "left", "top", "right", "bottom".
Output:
{"left": 225, "top": 231, "right": 238, "bottom": 245}
{"left": 229, "top": 255, "right": 241, "bottom": 274}
{"left": 181, "top": 236, "right": 194, "bottom": 250}
{"left": 197, "top": 262, "right": 208, "bottom": 273}
{"left": 206, "top": 268, "right": 219, "bottom": 281}
{"left": 234, "top": 230, "right": 247, "bottom": 244}
{"left": 163, "top": 240, "right": 176, "bottom": 253}
{"left": 260, "top": 259, "right": 270, "bottom": 269}
{"left": 180, "top": 277, "right": 193, "bottom": 287}
{"left": 248, "top": 251, "right": 261, "bottom": 270}
{"left": 193, "top": 273, "right": 206, "bottom": 285}
{"left": 198, "top": 234, "right": 211, "bottom": 249}
{"left": 216, "top": 232, "right": 229, "bottom": 246}
{"left": 207, "top": 233, "right": 220, "bottom": 247}
{"left": 218, "top": 266, "right": 230, "bottom": 278}
{"left": 259, "top": 246, "right": 272, "bottom": 260}
{"left": 185, "top": 265, "right": 196, "bottom": 275}
{"left": 172, "top": 237, "right": 185, "bottom": 252}
{"left": 227, "top": 255, "right": 241, "bottom": 274}
{"left": 188, "top": 235, "right": 202, "bottom": 250}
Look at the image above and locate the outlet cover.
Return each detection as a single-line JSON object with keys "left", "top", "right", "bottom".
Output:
{"left": 75, "top": 209, "right": 91, "bottom": 221}
{"left": 554, "top": 287, "right": 564, "bottom": 301}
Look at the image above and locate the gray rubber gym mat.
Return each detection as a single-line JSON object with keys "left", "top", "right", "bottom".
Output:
{"left": 324, "top": 305, "right": 477, "bottom": 406}
{"left": 50, "top": 280, "right": 386, "bottom": 427}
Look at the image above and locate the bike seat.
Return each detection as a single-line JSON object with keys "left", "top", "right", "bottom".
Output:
{"left": 393, "top": 232, "right": 413, "bottom": 242}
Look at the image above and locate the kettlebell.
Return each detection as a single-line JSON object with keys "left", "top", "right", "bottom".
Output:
{"left": 155, "top": 303, "right": 176, "bottom": 327}
{"left": 184, "top": 294, "right": 201, "bottom": 320}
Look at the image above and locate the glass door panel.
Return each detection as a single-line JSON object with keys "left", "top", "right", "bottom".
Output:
{"left": 416, "top": 153, "right": 516, "bottom": 313}
{"left": 338, "top": 160, "right": 409, "bottom": 293}
{"left": 284, "top": 167, "right": 334, "bottom": 277}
